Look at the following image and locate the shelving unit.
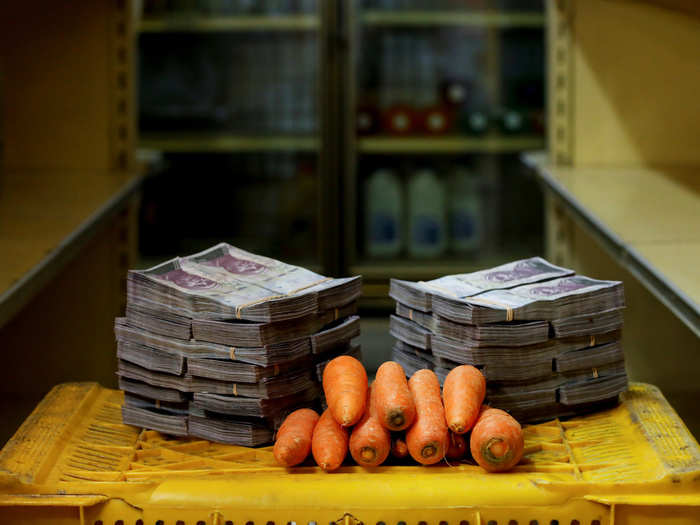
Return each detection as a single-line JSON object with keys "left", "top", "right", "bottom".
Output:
{"left": 139, "top": 14, "right": 319, "bottom": 33}
{"left": 135, "top": 2, "right": 338, "bottom": 273}
{"left": 139, "top": 133, "right": 319, "bottom": 153}
{"left": 362, "top": 10, "right": 545, "bottom": 28}
{"left": 344, "top": 2, "right": 546, "bottom": 304}
{"left": 0, "top": 0, "right": 141, "bottom": 445}
{"left": 0, "top": 171, "right": 141, "bottom": 328}
{"left": 528, "top": 0, "right": 700, "bottom": 435}
{"left": 135, "top": 2, "right": 546, "bottom": 289}
{"left": 524, "top": 152, "right": 700, "bottom": 336}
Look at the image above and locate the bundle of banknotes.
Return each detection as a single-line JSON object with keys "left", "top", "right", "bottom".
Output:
{"left": 117, "top": 243, "right": 362, "bottom": 445}
{"left": 389, "top": 257, "right": 627, "bottom": 422}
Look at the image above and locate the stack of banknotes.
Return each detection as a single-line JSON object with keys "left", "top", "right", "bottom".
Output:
{"left": 117, "top": 243, "right": 362, "bottom": 445}
{"left": 389, "top": 257, "right": 627, "bottom": 422}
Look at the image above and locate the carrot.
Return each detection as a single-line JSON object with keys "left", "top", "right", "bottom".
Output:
{"left": 312, "top": 409, "right": 349, "bottom": 472}
{"left": 443, "top": 365, "right": 486, "bottom": 434}
{"left": 322, "top": 355, "right": 368, "bottom": 427}
{"left": 349, "top": 386, "right": 391, "bottom": 467}
{"left": 405, "top": 369, "right": 449, "bottom": 465}
{"left": 391, "top": 435, "right": 409, "bottom": 459}
{"left": 470, "top": 406, "right": 524, "bottom": 472}
{"left": 373, "top": 361, "right": 416, "bottom": 431}
{"left": 273, "top": 408, "right": 320, "bottom": 467}
{"left": 446, "top": 432, "right": 467, "bottom": 460}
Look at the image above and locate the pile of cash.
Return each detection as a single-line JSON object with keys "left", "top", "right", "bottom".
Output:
{"left": 116, "top": 243, "right": 362, "bottom": 445}
{"left": 389, "top": 257, "right": 627, "bottom": 422}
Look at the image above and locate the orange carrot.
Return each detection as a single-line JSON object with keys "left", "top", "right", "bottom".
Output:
{"left": 443, "top": 365, "right": 486, "bottom": 434}
{"left": 373, "top": 361, "right": 416, "bottom": 431}
{"left": 312, "top": 409, "right": 349, "bottom": 472}
{"left": 322, "top": 355, "right": 368, "bottom": 427}
{"left": 349, "top": 386, "right": 391, "bottom": 467}
{"left": 405, "top": 369, "right": 449, "bottom": 465}
{"left": 446, "top": 432, "right": 467, "bottom": 460}
{"left": 470, "top": 406, "right": 524, "bottom": 472}
{"left": 273, "top": 408, "right": 320, "bottom": 467}
{"left": 391, "top": 435, "right": 409, "bottom": 459}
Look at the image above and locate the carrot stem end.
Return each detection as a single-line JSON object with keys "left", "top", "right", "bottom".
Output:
{"left": 421, "top": 444, "right": 437, "bottom": 458}
{"left": 389, "top": 411, "right": 405, "bottom": 429}
{"left": 360, "top": 447, "right": 377, "bottom": 462}
{"left": 482, "top": 437, "right": 513, "bottom": 465}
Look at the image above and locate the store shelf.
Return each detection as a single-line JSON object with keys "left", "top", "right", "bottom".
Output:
{"left": 524, "top": 151, "right": 700, "bottom": 337}
{"left": 139, "top": 14, "right": 319, "bottom": 33}
{"left": 362, "top": 10, "right": 545, "bottom": 28}
{"left": 358, "top": 135, "right": 544, "bottom": 154}
{"left": 139, "top": 133, "right": 319, "bottom": 153}
{"left": 351, "top": 256, "right": 535, "bottom": 282}
{"left": 0, "top": 171, "right": 142, "bottom": 329}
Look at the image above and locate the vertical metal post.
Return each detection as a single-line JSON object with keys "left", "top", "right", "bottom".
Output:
{"left": 110, "top": 0, "right": 136, "bottom": 172}
{"left": 544, "top": 192, "right": 574, "bottom": 268}
{"left": 319, "top": 0, "right": 343, "bottom": 275}
{"left": 340, "top": 0, "right": 357, "bottom": 276}
{"left": 548, "top": 0, "right": 574, "bottom": 166}
{"left": 482, "top": 19, "right": 503, "bottom": 257}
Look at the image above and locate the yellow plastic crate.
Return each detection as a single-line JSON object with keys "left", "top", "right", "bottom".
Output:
{"left": 0, "top": 382, "right": 699, "bottom": 525}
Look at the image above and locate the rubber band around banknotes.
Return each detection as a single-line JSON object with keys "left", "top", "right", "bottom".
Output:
{"left": 155, "top": 400, "right": 161, "bottom": 408}
{"left": 419, "top": 281, "right": 514, "bottom": 321}
{"left": 409, "top": 309, "right": 413, "bottom": 321}
{"left": 274, "top": 365, "right": 280, "bottom": 376}
{"left": 232, "top": 384, "right": 238, "bottom": 396}
{"left": 463, "top": 296, "right": 515, "bottom": 322}
{"left": 334, "top": 308, "right": 339, "bottom": 320}
{"left": 589, "top": 335, "right": 596, "bottom": 347}
{"left": 235, "top": 295, "right": 284, "bottom": 319}
{"left": 234, "top": 277, "right": 334, "bottom": 319}
{"left": 229, "top": 347, "right": 236, "bottom": 360}
{"left": 592, "top": 368, "right": 599, "bottom": 378}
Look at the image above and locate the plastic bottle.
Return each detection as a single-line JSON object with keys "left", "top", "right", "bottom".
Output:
{"left": 407, "top": 169, "right": 447, "bottom": 258}
{"left": 421, "top": 105, "right": 452, "bottom": 135}
{"left": 448, "top": 167, "right": 483, "bottom": 253}
{"left": 365, "top": 169, "right": 403, "bottom": 258}
{"left": 499, "top": 108, "right": 526, "bottom": 134}
{"left": 462, "top": 109, "right": 491, "bottom": 135}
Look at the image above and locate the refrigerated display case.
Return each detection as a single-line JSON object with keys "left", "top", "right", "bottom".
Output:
{"left": 343, "top": 0, "right": 547, "bottom": 307}
{"left": 136, "top": 0, "right": 334, "bottom": 273}
{"left": 135, "top": 1, "right": 547, "bottom": 295}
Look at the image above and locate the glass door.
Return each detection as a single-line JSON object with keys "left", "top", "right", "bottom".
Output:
{"left": 344, "top": 0, "right": 546, "bottom": 308}
{"left": 136, "top": 0, "right": 329, "bottom": 272}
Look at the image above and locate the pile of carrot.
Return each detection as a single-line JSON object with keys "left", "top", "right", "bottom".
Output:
{"left": 273, "top": 356, "right": 524, "bottom": 473}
